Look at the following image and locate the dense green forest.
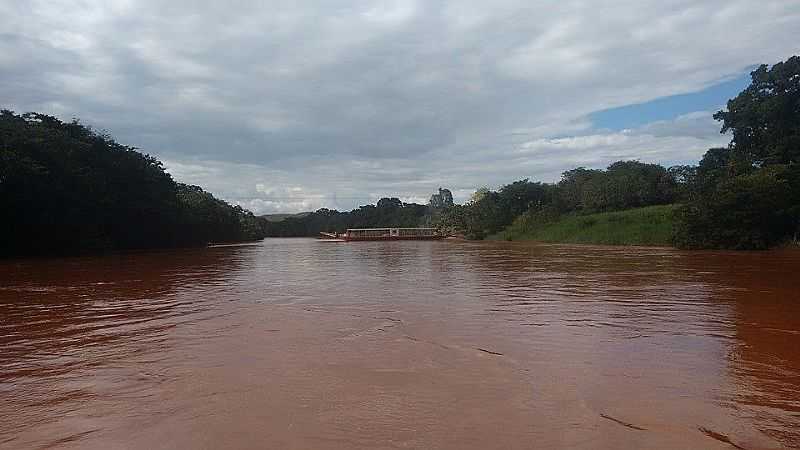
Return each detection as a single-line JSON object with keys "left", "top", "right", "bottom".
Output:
{"left": 673, "top": 56, "right": 800, "bottom": 249}
{"left": 261, "top": 159, "right": 684, "bottom": 239}
{"left": 263, "top": 197, "right": 434, "bottom": 237}
{"left": 435, "top": 160, "right": 682, "bottom": 240}
{"left": 0, "top": 111, "right": 265, "bottom": 257}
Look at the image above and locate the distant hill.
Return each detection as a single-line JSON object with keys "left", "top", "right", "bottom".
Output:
{"left": 260, "top": 212, "right": 311, "bottom": 222}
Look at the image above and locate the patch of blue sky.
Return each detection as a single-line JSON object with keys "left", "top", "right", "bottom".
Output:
{"left": 590, "top": 70, "right": 753, "bottom": 131}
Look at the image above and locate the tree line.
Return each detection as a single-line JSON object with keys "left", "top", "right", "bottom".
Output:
{"left": 0, "top": 111, "right": 265, "bottom": 257}
{"left": 267, "top": 55, "right": 799, "bottom": 249}
{"left": 262, "top": 161, "right": 680, "bottom": 239}
{"left": 263, "top": 197, "right": 432, "bottom": 237}
{"left": 437, "top": 55, "right": 800, "bottom": 249}
{"left": 4, "top": 55, "right": 796, "bottom": 253}
{"left": 673, "top": 56, "right": 800, "bottom": 249}
{"left": 436, "top": 161, "right": 682, "bottom": 239}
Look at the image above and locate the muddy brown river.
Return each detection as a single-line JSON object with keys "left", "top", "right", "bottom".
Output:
{"left": 1, "top": 239, "right": 798, "bottom": 449}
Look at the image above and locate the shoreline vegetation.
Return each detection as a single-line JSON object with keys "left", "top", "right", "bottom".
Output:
{"left": 0, "top": 111, "right": 266, "bottom": 258}
{"left": 436, "top": 56, "right": 800, "bottom": 250}
{"left": 489, "top": 204, "right": 678, "bottom": 246}
{"left": 2, "top": 55, "right": 798, "bottom": 256}
{"left": 264, "top": 55, "right": 800, "bottom": 251}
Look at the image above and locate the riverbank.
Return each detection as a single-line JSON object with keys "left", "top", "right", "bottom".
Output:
{"left": 490, "top": 204, "right": 677, "bottom": 246}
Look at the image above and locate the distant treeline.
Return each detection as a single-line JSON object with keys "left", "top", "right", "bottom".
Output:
{"left": 438, "top": 55, "right": 800, "bottom": 249}
{"left": 261, "top": 160, "right": 682, "bottom": 239}
{"left": 436, "top": 160, "right": 684, "bottom": 240}
{"left": 264, "top": 198, "right": 432, "bottom": 237}
{"left": 0, "top": 111, "right": 265, "bottom": 257}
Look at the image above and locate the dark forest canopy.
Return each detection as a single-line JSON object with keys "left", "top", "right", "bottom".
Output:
{"left": 263, "top": 197, "right": 432, "bottom": 237}
{"left": 0, "top": 111, "right": 265, "bottom": 257}
{"left": 673, "top": 56, "right": 800, "bottom": 249}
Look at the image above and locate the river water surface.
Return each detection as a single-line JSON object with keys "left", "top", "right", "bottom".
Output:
{"left": 1, "top": 239, "right": 799, "bottom": 449}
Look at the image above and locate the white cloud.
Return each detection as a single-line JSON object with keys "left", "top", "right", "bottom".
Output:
{"left": 512, "top": 111, "right": 730, "bottom": 179}
{"left": 160, "top": 110, "right": 729, "bottom": 214}
{"left": 2, "top": 0, "right": 799, "bottom": 212}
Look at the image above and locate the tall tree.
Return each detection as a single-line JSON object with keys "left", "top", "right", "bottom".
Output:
{"left": 714, "top": 56, "right": 800, "bottom": 166}
{"left": 675, "top": 55, "right": 800, "bottom": 249}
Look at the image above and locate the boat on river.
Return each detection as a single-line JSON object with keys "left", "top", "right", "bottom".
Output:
{"left": 320, "top": 228, "right": 445, "bottom": 241}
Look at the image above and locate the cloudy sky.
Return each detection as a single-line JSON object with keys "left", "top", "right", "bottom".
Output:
{"left": 3, "top": 1, "right": 799, "bottom": 213}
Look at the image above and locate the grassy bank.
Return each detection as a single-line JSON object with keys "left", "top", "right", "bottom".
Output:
{"left": 491, "top": 204, "right": 678, "bottom": 246}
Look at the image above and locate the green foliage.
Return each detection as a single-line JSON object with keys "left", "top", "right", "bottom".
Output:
{"left": 454, "top": 180, "right": 554, "bottom": 238}
{"left": 673, "top": 166, "right": 800, "bottom": 249}
{"left": 442, "top": 162, "right": 679, "bottom": 240}
{"left": 557, "top": 161, "right": 676, "bottom": 212}
{"left": 714, "top": 56, "right": 800, "bottom": 166}
{"left": 176, "top": 183, "right": 265, "bottom": 244}
{"left": 486, "top": 54, "right": 800, "bottom": 250}
{"left": 435, "top": 204, "right": 468, "bottom": 235}
{"left": 674, "top": 55, "right": 800, "bottom": 249}
{"left": 494, "top": 205, "right": 677, "bottom": 246}
{"left": 263, "top": 198, "right": 431, "bottom": 237}
{"left": 0, "top": 110, "right": 265, "bottom": 257}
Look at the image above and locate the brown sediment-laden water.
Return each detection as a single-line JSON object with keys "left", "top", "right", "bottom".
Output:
{"left": 1, "top": 239, "right": 798, "bottom": 449}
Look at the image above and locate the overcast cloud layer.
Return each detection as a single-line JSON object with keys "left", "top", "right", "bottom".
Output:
{"left": 3, "top": 1, "right": 799, "bottom": 213}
